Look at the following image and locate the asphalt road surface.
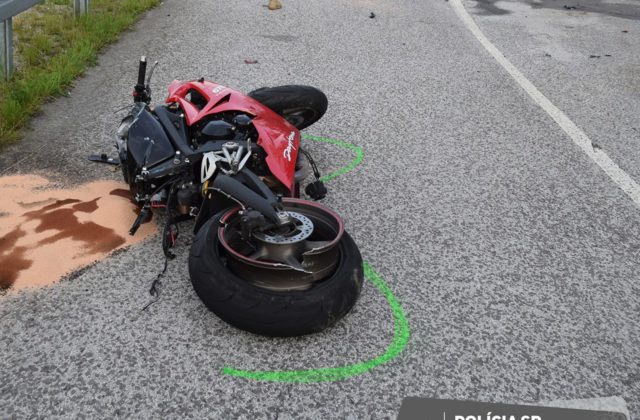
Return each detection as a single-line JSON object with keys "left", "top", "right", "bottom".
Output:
{"left": 1, "top": 0, "right": 639, "bottom": 418}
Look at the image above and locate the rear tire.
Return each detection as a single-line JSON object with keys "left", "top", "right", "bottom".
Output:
{"left": 188, "top": 216, "right": 363, "bottom": 336}
{"left": 248, "top": 85, "right": 328, "bottom": 130}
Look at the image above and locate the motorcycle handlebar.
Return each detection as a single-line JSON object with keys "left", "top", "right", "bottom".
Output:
{"left": 137, "top": 56, "right": 147, "bottom": 87}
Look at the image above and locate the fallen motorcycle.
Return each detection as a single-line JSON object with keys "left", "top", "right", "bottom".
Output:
{"left": 92, "top": 57, "right": 363, "bottom": 336}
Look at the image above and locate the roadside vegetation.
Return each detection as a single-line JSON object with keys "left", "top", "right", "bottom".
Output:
{"left": 0, "top": 0, "right": 160, "bottom": 148}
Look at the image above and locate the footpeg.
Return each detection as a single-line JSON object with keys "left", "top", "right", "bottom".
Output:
{"left": 129, "top": 205, "right": 151, "bottom": 235}
{"left": 88, "top": 154, "right": 120, "bottom": 165}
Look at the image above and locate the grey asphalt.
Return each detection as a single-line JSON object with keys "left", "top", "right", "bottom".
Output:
{"left": 1, "top": 0, "right": 639, "bottom": 418}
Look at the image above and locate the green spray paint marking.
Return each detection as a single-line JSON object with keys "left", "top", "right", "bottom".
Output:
{"left": 222, "top": 134, "right": 410, "bottom": 383}
{"left": 222, "top": 262, "right": 410, "bottom": 382}
{"left": 301, "top": 133, "right": 364, "bottom": 183}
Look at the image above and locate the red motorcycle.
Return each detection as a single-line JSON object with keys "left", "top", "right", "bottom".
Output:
{"left": 94, "top": 57, "right": 363, "bottom": 336}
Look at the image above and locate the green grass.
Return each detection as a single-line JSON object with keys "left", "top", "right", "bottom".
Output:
{"left": 0, "top": 0, "right": 160, "bottom": 147}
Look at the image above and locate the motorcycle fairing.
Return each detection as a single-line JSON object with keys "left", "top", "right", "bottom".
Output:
{"left": 127, "top": 109, "right": 174, "bottom": 168}
{"left": 166, "top": 80, "right": 299, "bottom": 192}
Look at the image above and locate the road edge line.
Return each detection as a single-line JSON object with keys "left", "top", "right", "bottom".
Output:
{"left": 450, "top": 0, "right": 640, "bottom": 206}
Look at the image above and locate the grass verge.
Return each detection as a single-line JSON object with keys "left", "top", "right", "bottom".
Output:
{"left": 0, "top": 0, "right": 160, "bottom": 148}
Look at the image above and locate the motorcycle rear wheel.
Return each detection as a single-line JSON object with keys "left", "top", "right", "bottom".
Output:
{"left": 188, "top": 211, "right": 363, "bottom": 337}
{"left": 248, "top": 85, "right": 328, "bottom": 130}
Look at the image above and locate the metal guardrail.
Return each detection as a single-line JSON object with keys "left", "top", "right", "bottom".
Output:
{"left": 0, "top": 0, "right": 43, "bottom": 21}
{"left": 0, "top": 0, "right": 90, "bottom": 79}
{"left": 73, "top": 0, "right": 89, "bottom": 16}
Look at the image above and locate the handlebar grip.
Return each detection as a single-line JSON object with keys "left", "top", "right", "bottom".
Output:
{"left": 137, "top": 56, "right": 147, "bottom": 86}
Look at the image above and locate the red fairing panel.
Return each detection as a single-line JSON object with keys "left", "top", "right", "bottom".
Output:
{"left": 166, "top": 80, "right": 300, "bottom": 192}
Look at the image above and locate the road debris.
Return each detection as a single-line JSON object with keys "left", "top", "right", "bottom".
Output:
{"left": 370, "top": 12, "right": 376, "bottom": 18}
{"left": 244, "top": 59, "right": 259, "bottom": 64}
{"left": 268, "top": 0, "right": 282, "bottom": 10}
{"left": 563, "top": 5, "right": 577, "bottom": 9}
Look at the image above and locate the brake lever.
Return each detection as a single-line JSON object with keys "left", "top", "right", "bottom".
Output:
{"left": 146, "top": 61, "right": 159, "bottom": 86}
{"left": 145, "top": 60, "right": 159, "bottom": 100}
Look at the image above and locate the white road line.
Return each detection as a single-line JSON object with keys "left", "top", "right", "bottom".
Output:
{"left": 450, "top": 0, "right": 640, "bottom": 206}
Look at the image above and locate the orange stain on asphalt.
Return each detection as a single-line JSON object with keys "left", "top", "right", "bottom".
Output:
{"left": 0, "top": 175, "right": 156, "bottom": 291}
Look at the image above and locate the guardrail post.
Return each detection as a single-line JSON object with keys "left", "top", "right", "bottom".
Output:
{"left": 73, "top": 0, "right": 89, "bottom": 16}
{"left": 0, "top": 17, "right": 12, "bottom": 79}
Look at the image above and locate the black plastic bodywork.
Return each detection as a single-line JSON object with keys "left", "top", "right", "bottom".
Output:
{"left": 127, "top": 109, "right": 174, "bottom": 169}
{"left": 201, "top": 120, "right": 236, "bottom": 140}
{"left": 154, "top": 105, "right": 192, "bottom": 156}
